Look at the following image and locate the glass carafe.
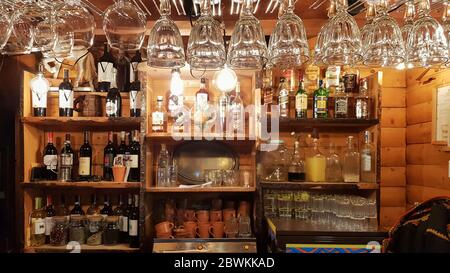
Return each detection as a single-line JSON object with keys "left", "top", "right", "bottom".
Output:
{"left": 342, "top": 136, "right": 360, "bottom": 182}
{"left": 288, "top": 141, "right": 305, "bottom": 182}
{"left": 305, "top": 134, "right": 326, "bottom": 182}
{"left": 326, "top": 143, "right": 342, "bottom": 182}
{"left": 263, "top": 140, "right": 288, "bottom": 182}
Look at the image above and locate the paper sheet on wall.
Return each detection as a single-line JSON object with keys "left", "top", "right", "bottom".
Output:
{"left": 436, "top": 86, "right": 450, "bottom": 143}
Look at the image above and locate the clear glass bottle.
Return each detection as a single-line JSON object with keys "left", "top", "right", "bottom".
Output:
{"left": 277, "top": 77, "right": 290, "bottom": 118}
{"left": 30, "top": 197, "right": 46, "bottom": 247}
{"left": 313, "top": 80, "right": 329, "bottom": 119}
{"left": 295, "top": 80, "right": 308, "bottom": 119}
{"left": 157, "top": 144, "right": 170, "bottom": 187}
{"left": 355, "top": 78, "right": 371, "bottom": 119}
{"left": 343, "top": 136, "right": 360, "bottom": 182}
{"left": 263, "top": 140, "right": 288, "bottom": 182}
{"left": 334, "top": 80, "right": 348, "bottom": 118}
{"left": 288, "top": 141, "right": 305, "bottom": 182}
{"left": 326, "top": 143, "right": 342, "bottom": 182}
{"left": 305, "top": 131, "right": 326, "bottom": 182}
{"left": 152, "top": 96, "right": 166, "bottom": 132}
{"left": 230, "top": 82, "right": 244, "bottom": 132}
{"left": 361, "top": 131, "right": 376, "bottom": 183}
{"left": 218, "top": 92, "right": 229, "bottom": 131}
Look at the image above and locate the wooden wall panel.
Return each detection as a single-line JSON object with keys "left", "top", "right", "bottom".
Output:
{"left": 380, "top": 167, "right": 406, "bottom": 187}
{"left": 381, "top": 88, "right": 406, "bottom": 108}
{"left": 407, "top": 144, "right": 450, "bottom": 165}
{"left": 380, "top": 187, "right": 406, "bottom": 207}
{"left": 406, "top": 102, "right": 432, "bottom": 125}
{"left": 407, "top": 165, "right": 450, "bottom": 190}
{"left": 381, "top": 147, "right": 406, "bottom": 167}
{"left": 406, "top": 185, "right": 450, "bottom": 205}
{"left": 406, "top": 122, "right": 432, "bottom": 144}
{"left": 380, "top": 108, "right": 406, "bottom": 128}
{"left": 381, "top": 128, "right": 406, "bottom": 147}
{"left": 380, "top": 207, "right": 405, "bottom": 229}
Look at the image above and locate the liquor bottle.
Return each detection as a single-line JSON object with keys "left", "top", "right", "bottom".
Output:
{"left": 100, "top": 195, "right": 113, "bottom": 219}
{"left": 117, "top": 131, "right": 127, "bottom": 158}
{"left": 60, "top": 134, "right": 74, "bottom": 181}
{"left": 122, "top": 194, "right": 133, "bottom": 243}
{"left": 78, "top": 131, "right": 92, "bottom": 179}
{"left": 113, "top": 195, "right": 125, "bottom": 242}
{"left": 129, "top": 194, "right": 139, "bottom": 248}
{"left": 129, "top": 70, "right": 141, "bottom": 117}
{"left": 343, "top": 66, "right": 359, "bottom": 93}
{"left": 30, "top": 197, "right": 46, "bottom": 246}
{"left": 277, "top": 77, "right": 289, "bottom": 119}
{"left": 87, "top": 194, "right": 99, "bottom": 216}
{"left": 43, "top": 132, "right": 58, "bottom": 180}
{"left": 152, "top": 96, "right": 165, "bottom": 132}
{"left": 230, "top": 82, "right": 244, "bottom": 132}
{"left": 130, "top": 51, "right": 142, "bottom": 85}
{"left": 98, "top": 43, "right": 115, "bottom": 92}
{"left": 195, "top": 78, "right": 209, "bottom": 110}
{"left": 288, "top": 141, "right": 305, "bottom": 182}
{"left": 70, "top": 195, "right": 85, "bottom": 216}
{"left": 103, "top": 131, "right": 116, "bottom": 181}
{"left": 262, "top": 71, "right": 273, "bottom": 112}
{"left": 325, "top": 66, "right": 340, "bottom": 95}
{"left": 128, "top": 130, "right": 140, "bottom": 182}
{"left": 304, "top": 61, "right": 320, "bottom": 94}
{"left": 58, "top": 69, "right": 74, "bottom": 117}
{"left": 116, "top": 50, "right": 130, "bottom": 92}
{"left": 218, "top": 92, "right": 229, "bottom": 130}
{"left": 106, "top": 70, "right": 122, "bottom": 117}
{"left": 343, "top": 136, "right": 360, "bottom": 182}
{"left": 44, "top": 195, "right": 56, "bottom": 244}
{"left": 360, "top": 131, "right": 376, "bottom": 183}
{"left": 334, "top": 80, "right": 349, "bottom": 118}
{"left": 56, "top": 195, "right": 70, "bottom": 221}
{"left": 31, "top": 63, "right": 49, "bottom": 117}
{"left": 355, "top": 78, "right": 371, "bottom": 119}
{"left": 157, "top": 144, "right": 170, "bottom": 187}
{"left": 295, "top": 80, "right": 308, "bottom": 119}
{"left": 313, "top": 80, "right": 329, "bottom": 119}
{"left": 305, "top": 130, "right": 326, "bottom": 182}
{"left": 326, "top": 143, "right": 342, "bottom": 182}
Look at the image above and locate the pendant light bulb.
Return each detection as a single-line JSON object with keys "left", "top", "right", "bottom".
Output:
{"left": 170, "top": 69, "right": 184, "bottom": 96}
{"left": 213, "top": 65, "right": 238, "bottom": 93}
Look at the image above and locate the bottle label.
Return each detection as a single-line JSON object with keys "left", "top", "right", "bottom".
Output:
{"left": 44, "top": 216, "right": 54, "bottom": 236}
{"left": 316, "top": 96, "right": 327, "bottom": 113}
{"left": 61, "top": 153, "right": 73, "bottom": 166}
{"left": 122, "top": 216, "right": 128, "bottom": 232}
{"left": 152, "top": 112, "right": 164, "bottom": 126}
{"left": 356, "top": 100, "right": 368, "bottom": 119}
{"left": 104, "top": 153, "right": 114, "bottom": 168}
{"left": 124, "top": 153, "right": 131, "bottom": 167}
{"left": 98, "top": 62, "right": 114, "bottom": 83}
{"left": 43, "top": 155, "right": 58, "bottom": 170}
{"left": 335, "top": 98, "right": 348, "bottom": 115}
{"left": 196, "top": 93, "right": 208, "bottom": 109}
{"left": 130, "top": 91, "right": 141, "bottom": 110}
{"left": 105, "top": 101, "right": 118, "bottom": 116}
{"left": 326, "top": 66, "right": 340, "bottom": 87}
{"left": 130, "top": 62, "right": 138, "bottom": 83}
{"left": 295, "top": 94, "right": 307, "bottom": 110}
{"left": 129, "top": 219, "right": 138, "bottom": 236}
{"left": 117, "top": 216, "right": 124, "bottom": 232}
{"left": 168, "top": 94, "right": 184, "bottom": 113}
{"left": 32, "top": 90, "right": 47, "bottom": 108}
{"left": 78, "top": 157, "right": 91, "bottom": 175}
{"left": 32, "top": 218, "right": 45, "bottom": 235}
{"left": 361, "top": 154, "right": 372, "bottom": 172}
{"left": 279, "top": 90, "right": 289, "bottom": 110}
{"left": 59, "top": 89, "right": 73, "bottom": 109}
{"left": 129, "top": 155, "right": 139, "bottom": 168}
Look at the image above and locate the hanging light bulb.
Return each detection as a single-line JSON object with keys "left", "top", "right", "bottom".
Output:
{"left": 406, "top": 0, "right": 448, "bottom": 68}
{"left": 213, "top": 65, "right": 238, "bottom": 93}
{"left": 170, "top": 69, "right": 184, "bottom": 96}
{"left": 314, "top": 0, "right": 337, "bottom": 66}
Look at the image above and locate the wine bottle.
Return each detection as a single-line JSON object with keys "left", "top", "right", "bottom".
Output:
{"left": 59, "top": 69, "right": 74, "bottom": 117}
{"left": 70, "top": 195, "right": 85, "bottom": 216}
{"left": 78, "top": 131, "right": 92, "bottom": 180}
{"left": 130, "top": 51, "right": 142, "bottom": 85}
{"left": 87, "top": 194, "right": 99, "bottom": 216}
{"left": 98, "top": 43, "right": 115, "bottom": 92}
{"left": 117, "top": 51, "right": 130, "bottom": 92}
{"left": 31, "top": 64, "right": 49, "bottom": 117}
{"left": 44, "top": 195, "right": 56, "bottom": 244}
{"left": 113, "top": 195, "right": 125, "bottom": 242}
{"left": 100, "top": 195, "right": 113, "bottom": 219}
{"left": 43, "top": 132, "right": 58, "bottom": 181}
{"left": 60, "top": 134, "right": 74, "bottom": 181}
{"left": 30, "top": 197, "right": 46, "bottom": 247}
{"left": 129, "top": 194, "right": 139, "bottom": 248}
{"left": 122, "top": 194, "right": 132, "bottom": 243}
{"left": 117, "top": 131, "right": 128, "bottom": 158}
{"left": 105, "top": 69, "right": 122, "bottom": 117}
{"left": 103, "top": 131, "right": 116, "bottom": 181}
{"left": 130, "top": 52, "right": 142, "bottom": 117}
{"left": 128, "top": 130, "right": 140, "bottom": 182}
{"left": 56, "top": 194, "right": 70, "bottom": 221}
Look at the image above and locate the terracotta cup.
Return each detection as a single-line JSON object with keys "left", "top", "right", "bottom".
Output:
{"left": 222, "top": 209, "right": 236, "bottom": 222}
{"left": 184, "top": 209, "right": 196, "bottom": 221}
{"left": 210, "top": 210, "right": 223, "bottom": 222}
{"left": 195, "top": 210, "right": 210, "bottom": 223}
{"left": 238, "top": 201, "right": 250, "bottom": 217}
{"left": 183, "top": 221, "right": 197, "bottom": 238}
{"left": 156, "top": 232, "right": 174, "bottom": 239}
{"left": 211, "top": 199, "right": 223, "bottom": 210}
{"left": 209, "top": 221, "right": 225, "bottom": 238}
{"left": 196, "top": 222, "right": 211, "bottom": 239}
{"left": 112, "top": 166, "right": 126, "bottom": 182}
{"left": 155, "top": 221, "right": 174, "bottom": 234}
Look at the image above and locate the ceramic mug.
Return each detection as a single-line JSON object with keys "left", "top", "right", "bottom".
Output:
{"left": 155, "top": 221, "right": 174, "bottom": 234}
{"left": 222, "top": 209, "right": 236, "bottom": 222}
{"left": 184, "top": 209, "right": 196, "bottom": 221}
{"left": 209, "top": 221, "right": 225, "bottom": 238}
{"left": 210, "top": 210, "right": 223, "bottom": 222}
{"left": 183, "top": 221, "right": 197, "bottom": 238}
{"left": 195, "top": 210, "right": 210, "bottom": 223}
{"left": 156, "top": 232, "right": 174, "bottom": 239}
{"left": 196, "top": 222, "right": 211, "bottom": 239}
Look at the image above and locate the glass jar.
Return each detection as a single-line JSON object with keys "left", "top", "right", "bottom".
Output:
{"left": 69, "top": 215, "right": 86, "bottom": 244}
{"left": 50, "top": 216, "right": 69, "bottom": 246}
{"left": 86, "top": 215, "right": 103, "bottom": 246}
{"left": 103, "top": 216, "right": 120, "bottom": 245}
{"left": 261, "top": 140, "right": 289, "bottom": 182}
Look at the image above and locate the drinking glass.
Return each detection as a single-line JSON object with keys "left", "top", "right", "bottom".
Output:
{"left": 204, "top": 169, "right": 222, "bottom": 187}
{"left": 313, "top": 0, "right": 337, "bottom": 66}
{"left": 311, "top": 194, "right": 325, "bottom": 224}
{"left": 238, "top": 216, "right": 252, "bottom": 238}
{"left": 224, "top": 217, "right": 239, "bottom": 238}
{"left": 227, "top": 0, "right": 268, "bottom": 69}
{"left": 187, "top": 0, "right": 226, "bottom": 70}
{"left": 103, "top": 0, "right": 147, "bottom": 51}
{"left": 51, "top": 16, "right": 74, "bottom": 58}
{"left": 33, "top": 11, "right": 56, "bottom": 55}
{"left": 268, "top": 0, "right": 309, "bottom": 68}
{"left": 360, "top": 2, "right": 376, "bottom": 54}
{"left": 401, "top": 0, "right": 415, "bottom": 46}
{"left": 3, "top": 8, "right": 34, "bottom": 55}
{"left": 0, "top": 2, "right": 12, "bottom": 51}
{"left": 263, "top": 190, "right": 278, "bottom": 218}
{"left": 147, "top": 0, "right": 185, "bottom": 68}
{"left": 293, "top": 191, "right": 309, "bottom": 220}
{"left": 277, "top": 191, "right": 293, "bottom": 219}
{"left": 222, "top": 170, "right": 239, "bottom": 187}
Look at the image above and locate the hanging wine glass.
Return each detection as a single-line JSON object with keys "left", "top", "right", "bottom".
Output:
{"left": 363, "top": 0, "right": 405, "bottom": 67}
{"left": 268, "top": 0, "right": 309, "bottom": 69}
{"left": 227, "top": 0, "right": 268, "bottom": 69}
{"left": 0, "top": 2, "right": 12, "bottom": 51}
{"left": 147, "top": 0, "right": 185, "bottom": 68}
{"left": 103, "top": 0, "right": 147, "bottom": 51}
{"left": 57, "top": 0, "right": 95, "bottom": 51}
{"left": 322, "top": 0, "right": 362, "bottom": 66}
{"left": 313, "top": 0, "right": 337, "bottom": 66}
{"left": 443, "top": 0, "right": 450, "bottom": 66}
{"left": 401, "top": 0, "right": 415, "bottom": 45}
{"left": 406, "top": 0, "right": 448, "bottom": 67}
{"left": 3, "top": 4, "right": 35, "bottom": 55}
{"left": 51, "top": 15, "right": 75, "bottom": 59}
{"left": 360, "top": 2, "right": 376, "bottom": 54}
{"left": 32, "top": 1, "right": 58, "bottom": 55}
{"left": 187, "top": 0, "right": 226, "bottom": 70}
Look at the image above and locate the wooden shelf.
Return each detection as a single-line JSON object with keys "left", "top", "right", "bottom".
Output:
{"left": 259, "top": 181, "right": 379, "bottom": 190}
{"left": 266, "top": 118, "right": 379, "bottom": 132}
{"left": 146, "top": 186, "right": 256, "bottom": 193}
{"left": 24, "top": 244, "right": 139, "bottom": 253}
{"left": 21, "top": 181, "right": 141, "bottom": 189}
{"left": 22, "top": 116, "right": 142, "bottom": 131}
{"left": 47, "top": 91, "right": 130, "bottom": 98}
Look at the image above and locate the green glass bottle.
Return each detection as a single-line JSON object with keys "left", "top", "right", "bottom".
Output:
{"left": 295, "top": 80, "right": 308, "bottom": 119}
{"left": 313, "top": 80, "right": 329, "bottom": 119}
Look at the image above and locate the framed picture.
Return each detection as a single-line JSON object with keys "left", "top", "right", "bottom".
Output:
{"left": 432, "top": 84, "right": 450, "bottom": 145}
